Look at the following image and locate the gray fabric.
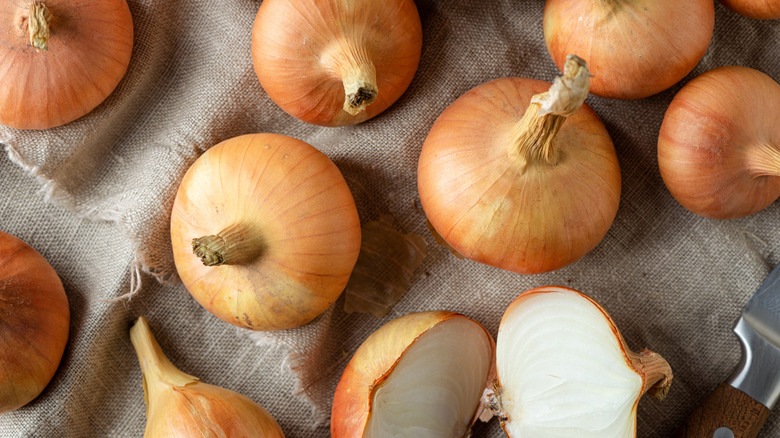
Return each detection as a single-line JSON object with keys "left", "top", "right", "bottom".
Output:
{"left": 0, "top": 0, "right": 779, "bottom": 436}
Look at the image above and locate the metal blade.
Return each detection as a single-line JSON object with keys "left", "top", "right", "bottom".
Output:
{"left": 742, "top": 262, "right": 780, "bottom": 349}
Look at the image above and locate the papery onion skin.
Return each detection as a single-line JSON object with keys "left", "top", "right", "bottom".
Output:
{"left": 251, "top": 0, "right": 422, "bottom": 127}
{"left": 0, "top": 230, "right": 69, "bottom": 414}
{"left": 0, "top": 0, "right": 133, "bottom": 130}
{"left": 658, "top": 66, "right": 780, "bottom": 219}
{"left": 418, "top": 76, "right": 620, "bottom": 275}
{"left": 331, "top": 311, "right": 496, "bottom": 438}
{"left": 170, "top": 133, "right": 361, "bottom": 331}
{"left": 543, "top": 0, "right": 714, "bottom": 99}
{"left": 720, "top": 0, "right": 780, "bottom": 19}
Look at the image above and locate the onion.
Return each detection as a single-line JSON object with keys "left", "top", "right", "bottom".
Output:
{"left": 417, "top": 55, "right": 620, "bottom": 275}
{"left": 251, "top": 0, "right": 422, "bottom": 127}
{"left": 658, "top": 66, "right": 780, "bottom": 219}
{"left": 488, "top": 286, "right": 673, "bottom": 437}
{"left": 720, "top": 0, "right": 780, "bottom": 19}
{"left": 170, "top": 133, "right": 361, "bottom": 331}
{"left": 331, "top": 311, "right": 496, "bottom": 438}
{"left": 130, "top": 317, "right": 285, "bottom": 437}
{"left": 543, "top": 0, "right": 714, "bottom": 99}
{"left": 0, "top": 230, "right": 69, "bottom": 414}
{"left": 0, "top": 0, "right": 133, "bottom": 129}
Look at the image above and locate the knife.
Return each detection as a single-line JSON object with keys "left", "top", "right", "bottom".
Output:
{"left": 677, "top": 263, "right": 780, "bottom": 438}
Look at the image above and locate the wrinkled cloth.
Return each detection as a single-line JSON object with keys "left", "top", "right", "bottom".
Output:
{"left": 1, "top": 0, "right": 779, "bottom": 436}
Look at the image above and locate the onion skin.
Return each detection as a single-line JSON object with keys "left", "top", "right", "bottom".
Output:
{"left": 0, "top": 0, "right": 134, "bottom": 130}
{"left": 331, "top": 311, "right": 496, "bottom": 438}
{"left": 171, "top": 133, "right": 361, "bottom": 331}
{"left": 658, "top": 66, "right": 780, "bottom": 219}
{"left": 251, "top": 0, "right": 422, "bottom": 127}
{"left": 543, "top": 0, "right": 714, "bottom": 99}
{"left": 0, "top": 230, "right": 69, "bottom": 414}
{"left": 418, "top": 75, "right": 620, "bottom": 275}
{"left": 720, "top": 0, "right": 780, "bottom": 19}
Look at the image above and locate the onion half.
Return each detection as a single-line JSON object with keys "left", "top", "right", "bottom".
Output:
{"left": 332, "top": 311, "right": 495, "bottom": 438}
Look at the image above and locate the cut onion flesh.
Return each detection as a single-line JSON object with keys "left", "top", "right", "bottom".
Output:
{"left": 364, "top": 317, "right": 494, "bottom": 437}
{"left": 494, "top": 287, "right": 660, "bottom": 437}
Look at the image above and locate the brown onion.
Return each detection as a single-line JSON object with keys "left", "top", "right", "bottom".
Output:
{"left": 720, "top": 0, "right": 780, "bottom": 19}
{"left": 0, "top": 230, "right": 69, "bottom": 414}
{"left": 0, "top": 0, "right": 134, "bottom": 129}
{"left": 418, "top": 55, "right": 620, "bottom": 275}
{"left": 170, "top": 133, "right": 361, "bottom": 331}
{"left": 658, "top": 66, "right": 780, "bottom": 219}
{"left": 251, "top": 0, "right": 422, "bottom": 127}
{"left": 543, "top": 0, "right": 714, "bottom": 99}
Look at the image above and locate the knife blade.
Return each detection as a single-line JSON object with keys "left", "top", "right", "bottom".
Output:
{"left": 677, "top": 263, "right": 780, "bottom": 438}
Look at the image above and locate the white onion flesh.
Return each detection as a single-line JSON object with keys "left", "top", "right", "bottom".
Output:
{"left": 364, "top": 318, "right": 493, "bottom": 438}
{"left": 496, "top": 289, "right": 641, "bottom": 437}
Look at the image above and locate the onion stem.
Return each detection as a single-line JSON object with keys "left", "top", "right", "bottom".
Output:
{"left": 192, "top": 223, "right": 265, "bottom": 266}
{"left": 631, "top": 348, "right": 674, "bottom": 401}
{"left": 28, "top": 2, "right": 52, "bottom": 51}
{"left": 510, "top": 55, "right": 591, "bottom": 166}
{"left": 748, "top": 143, "right": 780, "bottom": 178}
{"left": 336, "top": 43, "right": 378, "bottom": 115}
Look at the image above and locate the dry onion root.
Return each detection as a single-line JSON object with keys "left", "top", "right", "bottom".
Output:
{"left": 130, "top": 317, "right": 285, "bottom": 437}
{"left": 0, "top": 0, "right": 134, "bottom": 129}
{"left": 0, "top": 230, "right": 69, "bottom": 414}
{"left": 488, "top": 286, "right": 673, "bottom": 437}
{"left": 418, "top": 55, "right": 620, "bottom": 275}
{"left": 170, "top": 133, "right": 361, "bottom": 331}
{"left": 331, "top": 311, "right": 495, "bottom": 438}
{"left": 543, "top": 0, "right": 714, "bottom": 99}
{"left": 719, "top": 0, "right": 780, "bottom": 19}
{"left": 251, "top": 0, "right": 422, "bottom": 127}
{"left": 658, "top": 66, "right": 780, "bottom": 219}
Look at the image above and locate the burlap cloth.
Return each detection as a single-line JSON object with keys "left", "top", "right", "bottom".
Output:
{"left": 0, "top": 0, "right": 778, "bottom": 436}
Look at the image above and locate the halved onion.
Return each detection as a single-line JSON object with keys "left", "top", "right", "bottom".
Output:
{"left": 332, "top": 311, "right": 495, "bottom": 438}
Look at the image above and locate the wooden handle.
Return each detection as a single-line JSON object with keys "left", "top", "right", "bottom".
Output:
{"left": 676, "top": 383, "right": 771, "bottom": 438}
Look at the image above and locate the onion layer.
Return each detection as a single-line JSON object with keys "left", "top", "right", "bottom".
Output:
{"left": 658, "top": 66, "right": 780, "bottom": 219}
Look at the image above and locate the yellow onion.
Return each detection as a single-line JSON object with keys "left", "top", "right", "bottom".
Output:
{"left": 658, "top": 66, "right": 780, "bottom": 219}
{"left": 418, "top": 55, "right": 620, "bottom": 275}
{"left": 488, "top": 286, "right": 673, "bottom": 437}
{"left": 251, "top": 0, "right": 422, "bottom": 127}
{"left": 331, "top": 311, "right": 496, "bottom": 437}
{"left": 720, "top": 0, "right": 780, "bottom": 19}
{"left": 130, "top": 317, "right": 285, "bottom": 437}
{"left": 0, "top": 230, "right": 69, "bottom": 414}
{"left": 543, "top": 0, "right": 714, "bottom": 99}
{"left": 170, "top": 133, "right": 361, "bottom": 331}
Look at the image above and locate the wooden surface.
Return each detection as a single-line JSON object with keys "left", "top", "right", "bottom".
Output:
{"left": 676, "top": 383, "right": 771, "bottom": 438}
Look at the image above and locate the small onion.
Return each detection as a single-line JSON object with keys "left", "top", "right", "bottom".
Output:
{"left": 658, "top": 66, "right": 780, "bottom": 219}
{"left": 251, "top": 0, "right": 422, "bottom": 127}
{"left": 170, "top": 133, "right": 361, "bottom": 331}
{"left": 720, "top": 0, "right": 780, "bottom": 19}
{"left": 130, "top": 317, "right": 285, "bottom": 437}
{"left": 488, "top": 286, "right": 673, "bottom": 437}
{"left": 0, "top": 0, "right": 134, "bottom": 129}
{"left": 543, "top": 0, "right": 714, "bottom": 99}
{"left": 0, "top": 230, "right": 69, "bottom": 414}
{"left": 418, "top": 55, "right": 620, "bottom": 275}
{"left": 331, "top": 311, "right": 496, "bottom": 438}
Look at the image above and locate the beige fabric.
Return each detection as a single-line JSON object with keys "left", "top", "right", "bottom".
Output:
{"left": 1, "top": 0, "right": 779, "bottom": 436}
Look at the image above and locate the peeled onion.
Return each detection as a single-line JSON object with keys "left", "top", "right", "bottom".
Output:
{"left": 331, "top": 311, "right": 495, "bottom": 438}
{"left": 543, "top": 0, "right": 714, "bottom": 99}
{"left": 720, "top": 0, "right": 780, "bottom": 19}
{"left": 418, "top": 55, "right": 620, "bottom": 275}
{"left": 251, "top": 0, "right": 422, "bottom": 127}
{"left": 658, "top": 66, "right": 780, "bottom": 219}
{"left": 0, "top": 230, "right": 69, "bottom": 414}
{"left": 170, "top": 133, "right": 361, "bottom": 331}
{"left": 488, "top": 286, "right": 672, "bottom": 437}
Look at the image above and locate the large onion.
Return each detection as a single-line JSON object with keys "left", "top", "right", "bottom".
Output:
{"left": 543, "top": 0, "right": 714, "bottom": 99}
{"left": 251, "top": 0, "right": 422, "bottom": 127}
{"left": 170, "top": 133, "right": 361, "bottom": 331}
{"left": 658, "top": 66, "right": 780, "bottom": 219}
{"left": 0, "top": 230, "right": 69, "bottom": 414}
{"left": 720, "top": 0, "right": 780, "bottom": 19}
{"left": 331, "top": 311, "right": 495, "bottom": 438}
{"left": 418, "top": 55, "right": 620, "bottom": 275}
{"left": 488, "top": 286, "right": 673, "bottom": 437}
